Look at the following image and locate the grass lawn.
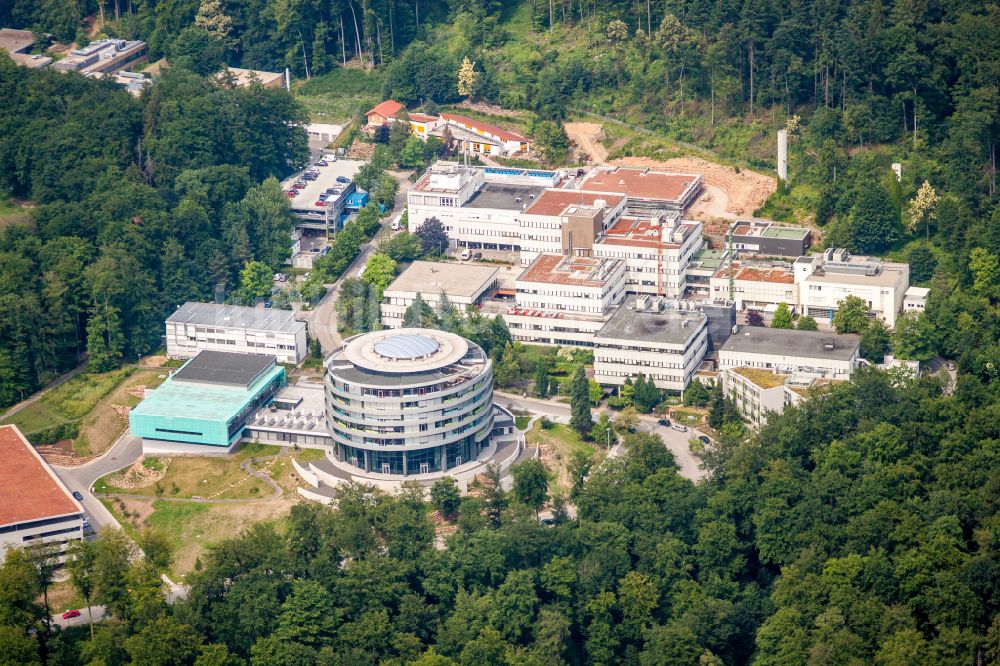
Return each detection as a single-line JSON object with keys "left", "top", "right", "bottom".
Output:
{"left": 45, "top": 580, "right": 86, "bottom": 615}
{"left": 104, "top": 496, "right": 295, "bottom": 580}
{"left": 515, "top": 415, "right": 531, "bottom": 430}
{"left": 294, "top": 68, "right": 383, "bottom": 124}
{"left": 671, "top": 407, "right": 706, "bottom": 425}
{"left": 0, "top": 193, "right": 30, "bottom": 228}
{"left": 527, "top": 421, "right": 596, "bottom": 492}
{"left": 97, "top": 451, "right": 275, "bottom": 500}
{"left": 1, "top": 367, "right": 168, "bottom": 455}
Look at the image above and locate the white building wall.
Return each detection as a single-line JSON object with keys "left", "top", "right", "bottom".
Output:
{"left": 595, "top": 233, "right": 703, "bottom": 297}
{"left": 709, "top": 276, "right": 797, "bottom": 309}
{"left": 1, "top": 514, "right": 85, "bottom": 564}
{"left": 720, "top": 369, "right": 788, "bottom": 428}
{"left": 718, "top": 348, "right": 857, "bottom": 379}
{"left": 515, "top": 263, "right": 627, "bottom": 316}
{"left": 165, "top": 321, "right": 308, "bottom": 364}
{"left": 800, "top": 267, "right": 909, "bottom": 327}
{"left": 594, "top": 324, "right": 708, "bottom": 392}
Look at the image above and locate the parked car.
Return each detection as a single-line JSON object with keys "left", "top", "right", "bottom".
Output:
{"left": 460, "top": 248, "right": 471, "bottom": 260}
{"left": 72, "top": 491, "right": 83, "bottom": 501}
{"left": 698, "top": 435, "right": 712, "bottom": 445}
{"left": 62, "top": 610, "right": 81, "bottom": 620}
{"left": 473, "top": 252, "right": 483, "bottom": 259}
{"left": 316, "top": 161, "right": 328, "bottom": 167}
{"left": 671, "top": 424, "right": 689, "bottom": 433}
{"left": 336, "top": 176, "right": 350, "bottom": 184}
{"left": 313, "top": 201, "right": 326, "bottom": 207}
{"left": 263, "top": 301, "right": 272, "bottom": 308}
{"left": 657, "top": 418, "right": 671, "bottom": 427}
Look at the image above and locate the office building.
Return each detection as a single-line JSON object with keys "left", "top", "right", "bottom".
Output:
{"left": 130, "top": 351, "right": 286, "bottom": 454}
{"left": 53, "top": 39, "right": 147, "bottom": 75}
{"left": 728, "top": 219, "right": 812, "bottom": 257}
{"left": 593, "top": 296, "right": 710, "bottom": 392}
{"left": 795, "top": 249, "right": 910, "bottom": 327}
{"left": 166, "top": 302, "right": 308, "bottom": 365}
{"left": 0, "top": 425, "right": 84, "bottom": 563}
{"left": 381, "top": 262, "right": 501, "bottom": 328}
{"left": 719, "top": 327, "right": 861, "bottom": 379}
{"left": 594, "top": 214, "right": 705, "bottom": 297}
{"left": 578, "top": 166, "right": 703, "bottom": 215}
{"left": 719, "top": 366, "right": 841, "bottom": 428}
{"left": 324, "top": 329, "right": 494, "bottom": 476}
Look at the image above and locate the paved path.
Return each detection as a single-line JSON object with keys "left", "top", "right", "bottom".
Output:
{"left": 496, "top": 391, "right": 707, "bottom": 482}
{"left": 53, "top": 431, "right": 142, "bottom": 530}
{"left": 309, "top": 170, "right": 412, "bottom": 354}
{"left": 51, "top": 605, "right": 106, "bottom": 629}
{"left": 0, "top": 361, "right": 87, "bottom": 422}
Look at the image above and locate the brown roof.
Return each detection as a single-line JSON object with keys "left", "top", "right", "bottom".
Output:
{"left": 715, "top": 262, "right": 795, "bottom": 284}
{"left": 518, "top": 254, "right": 619, "bottom": 287}
{"left": 0, "top": 425, "right": 81, "bottom": 527}
{"left": 408, "top": 113, "right": 439, "bottom": 123}
{"left": 440, "top": 113, "right": 528, "bottom": 143}
{"left": 367, "top": 100, "right": 404, "bottom": 118}
{"left": 579, "top": 167, "right": 700, "bottom": 201}
{"left": 523, "top": 189, "right": 624, "bottom": 217}
{"left": 598, "top": 216, "right": 698, "bottom": 249}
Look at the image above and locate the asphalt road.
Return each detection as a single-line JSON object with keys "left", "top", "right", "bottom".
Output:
{"left": 52, "top": 431, "right": 142, "bottom": 531}
{"left": 310, "top": 170, "right": 413, "bottom": 354}
{"left": 51, "top": 605, "right": 106, "bottom": 629}
{"left": 496, "top": 391, "right": 707, "bottom": 482}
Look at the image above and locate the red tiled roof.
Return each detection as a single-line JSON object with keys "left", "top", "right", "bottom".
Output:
{"left": 579, "top": 167, "right": 700, "bottom": 201}
{"left": 367, "top": 100, "right": 404, "bottom": 118}
{"left": 0, "top": 425, "right": 81, "bottom": 527}
{"left": 598, "top": 217, "right": 698, "bottom": 249}
{"left": 518, "top": 254, "right": 615, "bottom": 287}
{"left": 407, "top": 113, "right": 439, "bottom": 123}
{"left": 440, "top": 113, "right": 528, "bottom": 143}
{"left": 523, "top": 190, "right": 624, "bottom": 217}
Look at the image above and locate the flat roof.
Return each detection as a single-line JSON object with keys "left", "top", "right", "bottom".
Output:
{"left": 596, "top": 298, "right": 706, "bottom": 345}
{"left": 173, "top": 351, "right": 276, "bottom": 387}
{"left": 599, "top": 216, "right": 699, "bottom": 249}
{"left": 523, "top": 189, "right": 625, "bottom": 216}
{"left": 732, "top": 219, "right": 810, "bottom": 240}
{"left": 168, "top": 302, "right": 305, "bottom": 335}
{"left": 132, "top": 362, "right": 285, "bottom": 421}
{"left": 715, "top": 261, "right": 795, "bottom": 284}
{"left": 0, "top": 28, "right": 34, "bottom": 54}
{"left": 385, "top": 261, "right": 499, "bottom": 298}
{"left": 579, "top": 167, "right": 700, "bottom": 202}
{"left": 0, "top": 425, "right": 81, "bottom": 527}
{"left": 518, "top": 254, "right": 622, "bottom": 287}
{"left": 721, "top": 327, "right": 860, "bottom": 360}
{"left": 282, "top": 159, "right": 365, "bottom": 213}
{"left": 464, "top": 182, "right": 546, "bottom": 210}
{"left": 691, "top": 249, "right": 728, "bottom": 270}
{"left": 805, "top": 262, "right": 906, "bottom": 288}
{"left": 219, "top": 67, "right": 283, "bottom": 86}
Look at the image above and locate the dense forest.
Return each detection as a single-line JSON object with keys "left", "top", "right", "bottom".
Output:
{"left": 1, "top": 0, "right": 999, "bottom": 663}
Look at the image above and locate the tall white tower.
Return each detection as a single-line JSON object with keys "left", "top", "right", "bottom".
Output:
{"left": 777, "top": 129, "right": 788, "bottom": 182}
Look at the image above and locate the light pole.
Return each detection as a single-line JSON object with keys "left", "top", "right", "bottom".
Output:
{"left": 605, "top": 428, "right": 611, "bottom": 450}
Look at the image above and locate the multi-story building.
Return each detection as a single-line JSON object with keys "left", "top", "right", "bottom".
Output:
{"left": 719, "top": 366, "right": 840, "bottom": 428}
{"left": 578, "top": 166, "right": 703, "bottom": 215}
{"left": 130, "top": 351, "right": 287, "bottom": 454}
{"left": 324, "top": 329, "right": 495, "bottom": 475}
{"left": 381, "top": 262, "right": 501, "bottom": 328}
{"left": 710, "top": 261, "right": 798, "bottom": 310}
{"left": 795, "top": 249, "right": 910, "bottom": 327}
{"left": 728, "top": 219, "right": 812, "bottom": 257}
{"left": 594, "top": 214, "right": 705, "bottom": 297}
{"left": 506, "top": 255, "right": 627, "bottom": 346}
{"left": 166, "top": 303, "right": 308, "bottom": 365}
{"left": 0, "top": 425, "right": 84, "bottom": 563}
{"left": 719, "top": 327, "right": 861, "bottom": 379}
{"left": 593, "top": 296, "right": 710, "bottom": 392}
{"left": 53, "top": 39, "right": 147, "bottom": 75}
{"left": 518, "top": 191, "right": 626, "bottom": 265}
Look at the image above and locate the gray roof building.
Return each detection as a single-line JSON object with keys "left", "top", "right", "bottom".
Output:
{"left": 167, "top": 302, "right": 305, "bottom": 334}
{"left": 166, "top": 302, "right": 308, "bottom": 365}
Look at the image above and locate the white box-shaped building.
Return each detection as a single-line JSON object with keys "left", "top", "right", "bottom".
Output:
{"left": 381, "top": 262, "right": 500, "bottom": 329}
{"left": 166, "top": 302, "right": 308, "bottom": 365}
{"left": 719, "top": 327, "right": 861, "bottom": 379}
{"left": 593, "top": 297, "right": 710, "bottom": 392}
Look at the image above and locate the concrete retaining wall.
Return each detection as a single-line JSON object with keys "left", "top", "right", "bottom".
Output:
{"left": 292, "top": 458, "right": 320, "bottom": 488}
{"left": 297, "top": 487, "right": 335, "bottom": 505}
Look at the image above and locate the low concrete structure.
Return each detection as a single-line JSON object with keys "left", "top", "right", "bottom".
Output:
{"left": 719, "top": 327, "right": 861, "bottom": 379}
{"left": 166, "top": 302, "right": 308, "bottom": 365}
{"left": 903, "top": 286, "right": 930, "bottom": 313}
{"left": 217, "top": 66, "right": 283, "bottom": 88}
{"left": 0, "top": 425, "right": 85, "bottom": 563}
{"left": 593, "top": 296, "right": 710, "bottom": 392}
{"left": 720, "top": 366, "right": 841, "bottom": 428}
{"left": 729, "top": 219, "right": 811, "bottom": 257}
{"left": 0, "top": 28, "right": 52, "bottom": 68}
{"left": 381, "top": 261, "right": 500, "bottom": 328}
{"left": 53, "top": 39, "right": 147, "bottom": 75}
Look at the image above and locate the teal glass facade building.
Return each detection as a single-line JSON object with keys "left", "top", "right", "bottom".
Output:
{"left": 130, "top": 351, "right": 286, "bottom": 448}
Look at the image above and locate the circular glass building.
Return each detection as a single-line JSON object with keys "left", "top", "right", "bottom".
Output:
{"left": 324, "top": 328, "right": 494, "bottom": 476}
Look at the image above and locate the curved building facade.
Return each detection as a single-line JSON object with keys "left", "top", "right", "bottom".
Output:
{"left": 324, "top": 328, "right": 494, "bottom": 476}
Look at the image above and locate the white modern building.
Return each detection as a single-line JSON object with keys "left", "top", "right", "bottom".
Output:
{"left": 593, "top": 296, "right": 710, "bottom": 392}
{"left": 518, "top": 191, "right": 627, "bottom": 265}
{"left": 381, "top": 262, "right": 501, "bottom": 328}
{"left": 719, "top": 366, "right": 841, "bottom": 428}
{"left": 594, "top": 214, "right": 705, "bottom": 297}
{"left": 903, "top": 286, "right": 930, "bottom": 313}
{"left": 719, "top": 327, "right": 861, "bottom": 379}
{"left": 0, "top": 425, "right": 85, "bottom": 563}
{"left": 166, "top": 302, "right": 308, "bottom": 365}
{"left": 324, "top": 329, "right": 495, "bottom": 475}
{"left": 795, "top": 249, "right": 910, "bottom": 327}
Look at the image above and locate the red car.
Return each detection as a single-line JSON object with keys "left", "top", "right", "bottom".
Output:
{"left": 62, "top": 609, "right": 81, "bottom": 620}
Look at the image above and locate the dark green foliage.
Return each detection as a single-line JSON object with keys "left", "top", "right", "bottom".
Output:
{"left": 534, "top": 360, "right": 549, "bottom": 398}
{"left": 632, "top": 374, "right": 661, "bottom": 413}
{"left": 682, "top": 379, "right": 711, "bottom": 407}
{"left": 415, "top": 217, "right": 449, "bottom": 255}
{"left": 908, "top": 245, "right": 938, "bottom": 283}
{"left": 336, "top": 278, "right": 381, "bottom": 335}
{"left": 569, "top": 365, "right": 593, "bottom": 437}
{"left": 846, "top": 181, "right": 902, "bottom": 254}
{"left": 511, "top": 459, "right": 548, "bottom": 513}
{"left": 860, "top": 319, "right": 892, "bottom": 362}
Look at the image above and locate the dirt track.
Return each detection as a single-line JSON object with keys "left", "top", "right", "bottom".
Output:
{"left": 565, "top": 122, "right": 609, "bottom": 163}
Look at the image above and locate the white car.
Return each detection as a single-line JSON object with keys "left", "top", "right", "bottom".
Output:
{"left": 671, "top": 424, "right": 689, "bottom": 433}
{"left": 460, "top": 248, "right": 471, "bottom": 261}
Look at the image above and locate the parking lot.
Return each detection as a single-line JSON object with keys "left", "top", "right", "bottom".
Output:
{"left": 282, "top": 158, "right": 365, "bottom": 215}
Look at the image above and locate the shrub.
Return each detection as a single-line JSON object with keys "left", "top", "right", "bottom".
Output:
{"left": 539, "top": 416, "right": 555, "bottom": 430}
{"left": 28, "top": 422, "right": 80, "bottom": 445}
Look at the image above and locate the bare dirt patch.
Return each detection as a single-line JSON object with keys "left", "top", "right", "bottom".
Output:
{"left": 455, "top": 101, "right": 523, "bottom": 118}
{"left": 347, "top": 142, "right": 376, "bottom": 160}
{"left": 139, "top": 354, "right": 169, "bottom": 367}
{"left": 105, "top": 457, "right": 170, "bottom": 490}
{"left": 612, "top": 155, "right": 776, "bottom": 219}
{"left": 565, "top": 122, "right": 608, "bottom": 163}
